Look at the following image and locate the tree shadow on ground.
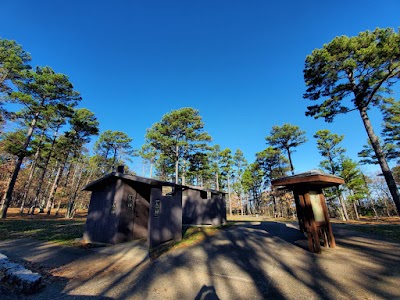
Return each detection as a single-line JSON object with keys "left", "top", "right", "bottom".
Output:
{"left": 62, "top": 221, "right": 400, "bottom": 299}
{"left": 2, "top": 221, "right": 400, "bottom": 299}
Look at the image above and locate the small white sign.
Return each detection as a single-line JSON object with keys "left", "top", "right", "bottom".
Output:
{"left": 154, "top": 199, "right": 161, "bottom": 217}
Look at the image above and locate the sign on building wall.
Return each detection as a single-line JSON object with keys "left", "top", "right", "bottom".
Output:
{"left": 154, "top": 199, "right": 161, "bottom": 217}
{"left": 127, "top": 194, "right": 134, "bottom": 210}
{"left": 309, "top": 191, "right": 325, "bottom": 222}
{"left": 110, "top": 201, "right": 116, "bottom": 215}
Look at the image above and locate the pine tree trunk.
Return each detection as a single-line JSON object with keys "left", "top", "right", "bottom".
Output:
{"left": 246, "top": 194, "right": 250, "bottom": 215}
{"left": 286, "top": 148, "right": 295, "bottom": 175}
{"left": 0, "top": 113, "right": 39, "bottom": 218}
{"left": 337, "top": 188, "right": 349, "bottom": 221}
{"left": 362, "top": 174, "right": 379, "bottom": 219}
{"left": 20, "top": 128, "right": 46, "bottom": 214}
{"left": 46, "top": 163, "right": 64, "bottom": 215}
{"left": 227, "top": 175, "right": 232, "bottom": 216}
{"left": 175, "top": 145, "right": 179, "bottom": 184}
{"left": 30, "top": 129, "right": 59, "bottom": 215}
{"left": 241, "top": 197, "right": 244, "bottom": 216}
{"left": 338, "top": 206, "right": 345, "bottom": 221}
{"left": 369, "top": 198, "right": 378, "bottom": 220}
{"left": 359, "top": 106, "right": 400, "bottom": 215}
{"left": 55, "top": 199, "right": 61, "bottom": 216}
{"left": 370, "top": 199, "right": 379, "bottom": 220}
{"left": 40, "top": 164, "right": 57, "bottom": 212}
{"left": 111, "top": 148, "right": 117, "bottom": 172}
{"left": 353, "top": 202, "right": 360, "bottom": 220}
{"left": 20, "top": 162, "right": 37, "bottom": 214}
{"left": 149, "top": 161, "right": 153, "bottom": 178}
{"left": 66, "top": 166, "right": 83, "bottom": 218}
{"left": 62, "top": 156, "right": 73, "bottom": 189}
{"left": 271, "top": 188, "right": 278, "bottom": 218}
{"left": 383, "top": 198, "right": 391, "bottom": 217}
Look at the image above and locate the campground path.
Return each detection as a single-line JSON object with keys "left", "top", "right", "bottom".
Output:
{"left": 0, "top": 222, "right": 399, "bottom": 299}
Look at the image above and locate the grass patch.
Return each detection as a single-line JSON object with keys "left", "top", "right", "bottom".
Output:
{"left": 0, "top": 219, "right": 86, "bottom": 245}
{"left": 179, "top": 226, "right": 219, "bottom": 247}
{"left": 150, "top": 224, "right": 230, "bottom": 259}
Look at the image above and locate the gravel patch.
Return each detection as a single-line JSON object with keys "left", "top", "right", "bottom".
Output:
{"left": 0, "top": 252, "right": 42, "bottom": 294}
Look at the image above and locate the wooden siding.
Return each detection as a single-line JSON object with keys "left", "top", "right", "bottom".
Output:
{"left": 148, "top": 186, "right": 182, "bottom": 249}
{"left": 83, "top": 181, "right": 119, "bottom": 244}
{"left": 182, "top": 189, "right": 226, "bottom": 226}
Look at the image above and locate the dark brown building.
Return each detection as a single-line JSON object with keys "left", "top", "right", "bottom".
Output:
{"left": 82, "top": 170, "right": 226, "bottom": 249}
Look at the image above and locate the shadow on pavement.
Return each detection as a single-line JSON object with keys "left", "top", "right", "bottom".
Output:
{"left": 195, "top": 285, "right": 220, "bottom": 300}
{"left": 1, "top": 221, "right": 399, "bottom": 299}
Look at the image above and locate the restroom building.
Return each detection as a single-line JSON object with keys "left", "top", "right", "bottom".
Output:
{"left": 82, "top": 168, "right": 226, "bottom": 249}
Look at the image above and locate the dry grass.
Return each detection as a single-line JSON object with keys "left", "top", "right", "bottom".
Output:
{"left": 0, "top": 207, "right": 87, "bottom": 245}
{"left": 0, "top": 219, "right": 86, "bottom": 245}
{"left": 3, "top": 207, "right": 88, "bottom": 220}
{"left": 227, "top": 213, "right": 400, "bottom": 225}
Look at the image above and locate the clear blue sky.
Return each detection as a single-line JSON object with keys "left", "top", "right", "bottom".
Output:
{"left": 2, "top": 0, "right": 399, "bottom": 175}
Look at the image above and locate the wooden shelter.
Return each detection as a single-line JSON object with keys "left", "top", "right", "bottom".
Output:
{"left": 82, "top": 167, "right": 226, "bottom": 250}
{"left": 272, "top": 170, "right": 344, "bottom": 253}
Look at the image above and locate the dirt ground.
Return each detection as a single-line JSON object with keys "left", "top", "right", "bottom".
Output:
{"left": 227, "top": 213, "right": 400, "bottom": 225}
{"left": 4, "top": 207, "right": 400, "bottom": 224}
{"left": 1, "top": 221, "right": 400, "bottom": 300}
{"left": 3, "top": 207, "right": 88, "bottom": 220}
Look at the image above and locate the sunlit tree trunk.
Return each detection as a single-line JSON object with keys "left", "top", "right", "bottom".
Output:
{"left": 20, "top": 129, "right": 46, "bottom": 214}
{"left": 55, "top": 199, "right": 62, "bottom": 216}
{"left": 337, "top": 188, "right": 349, "bottom": 221}
{"left": 181, "top": 158, "right": 186, "bottom": 186}
{"left": 227, "top": 175, "right": 232, "bottom": 216}
{"left": 175, "top": 145, "right": 179, "bottom": 184}
{"left": 46, "top": 162, "right": 64, "bottom": 215}
{"left": 30, "top": 127, "right": 59, "bottom": 214}
{"left": 359, "top": 106, "right": 400, "bottom": 215}
{"left": 353, "top": 201, "right": 360, "bottom": 220}
{"left": 149, "top": 159, "right": 153, "bottom": 178}
{"left": 66, "top": 165, "right": 83, "bottom": 218}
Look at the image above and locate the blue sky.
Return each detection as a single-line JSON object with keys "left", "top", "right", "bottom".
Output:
{"left": 2, "top": 1, "right": 399, "bottom": 176}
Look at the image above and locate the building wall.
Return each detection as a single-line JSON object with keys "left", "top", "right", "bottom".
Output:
{"left": 83, "top": 175, "right": 226, "bottom": 248}
{"left": 148, "top": 186, "right": 182, "bottom": 249}
{"left": 182, "top": 189, "right": 226, "bottom": 226}
{"left": 83, "top": 181, "right": 119, "bottom": 244}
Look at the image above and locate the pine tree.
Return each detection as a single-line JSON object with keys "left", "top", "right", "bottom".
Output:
{"left": 266, "top": 123, "right": 307, "bottom": 175}
{"left": 303, "top": 27, "right": 400, "bottom": 214}
{"left": 145, "top": 107, "right": 211, "bottom": 184}
{"left": 0, "top": 66, "right": 81, "bottom": 218}
{"left": 94, "top": 130, "right": 133, "bottom": 173}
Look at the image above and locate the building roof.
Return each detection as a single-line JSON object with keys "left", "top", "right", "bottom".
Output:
{"left": 271, "top": 169, "right": 345, "bottom": 189}
{"left": 82, "top": 172, "right": 224, "bottom": 194}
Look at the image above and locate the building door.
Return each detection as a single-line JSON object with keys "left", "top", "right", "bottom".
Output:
{"left": 132, "top": 190, "right": 150, "bottom": 239}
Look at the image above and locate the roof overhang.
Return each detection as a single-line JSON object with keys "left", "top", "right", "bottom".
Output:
{"left": 271, "top": 170, "right": 345, "bottom": 190}
{"left": 82, "top": 172, "right": 225, "bottom": 194}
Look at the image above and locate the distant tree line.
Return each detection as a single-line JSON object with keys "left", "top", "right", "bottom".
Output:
{"left": 1, "top": 27, "right": 399, "bottom": 220}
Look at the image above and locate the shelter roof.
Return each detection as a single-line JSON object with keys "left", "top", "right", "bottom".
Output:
{"left": 82, "top": 172, "right": 225, "bottom": 194}
{"left": 271, "top": 169, "right": 344, "bottom": 189}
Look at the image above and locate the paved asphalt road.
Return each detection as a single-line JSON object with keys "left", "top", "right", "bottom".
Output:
{"left": 0, "top": 221, "right": 399, "bottom": 299}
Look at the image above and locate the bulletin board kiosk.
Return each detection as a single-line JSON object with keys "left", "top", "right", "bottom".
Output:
{"left": 272, "top": 170, "right": 345, "bottom": 253}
